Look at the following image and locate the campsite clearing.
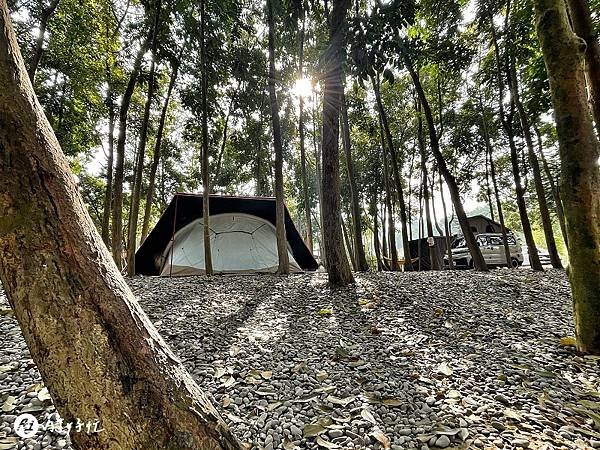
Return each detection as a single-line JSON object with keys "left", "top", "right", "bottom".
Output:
{"left": 1, "top": 270, "right": 599, "bottom": 449}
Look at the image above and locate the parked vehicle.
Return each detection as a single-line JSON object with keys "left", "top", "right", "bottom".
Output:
{"left": 445, "top": 233, "right": 524, "bottom": 269}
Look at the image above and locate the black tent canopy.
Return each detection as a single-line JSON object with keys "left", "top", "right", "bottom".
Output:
{"left": 135, "top": 193, "right": 318, "bottom": 275}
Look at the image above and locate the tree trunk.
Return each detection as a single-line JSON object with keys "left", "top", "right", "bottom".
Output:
{"left": 111, "top": 35, "right": 149, "bottom": 269}
{"left": 439, "top": 172, "right": 454, "bottom": 269}
{"left": 101, "top": 92, "right": 115, "bottom": 247}
{"left": 320, "top": 0, "right": 354, "bottom": 285}
{"left": 490, "top": 18, "right": 543, "bottom": 271}
{"left": 27, "top": 0, "right": 60, "bottom": 83}
{"left": 266, "top": 0, "right": 289, "bottom": 274}
{"left": 127, "top": 2, "right": 161, "bottom": 275}
{"left": 509, "top": 58, "right": 562, "bottom": 269}
{"left": 417, "top": 100, "right": 440, "bottom": 270}
{"left": 341, "top": 214, "right": 357, "bottom": 271}
{"left": 370, "top": 193, "right": 386, "bottom": 271}
{"left": 478, "top": 93, "right": 512, "bottom": 267}
{"left": 372, "top": 78, "right": 412, "bottom": 271}
{"left": 566, "top": 0, "right": 600, "bottom": 137}
{"left": 200, "top": 0, "right": 213, "bottom": 275}
{"left": 533, "top": 124, "right": 569, "bottom": 249}
{"left": 378, "top": 115, "right": 397, "bottom": 270}
{"left": 312, "top": 92, "right": 326, "bottom": 266}
{"left": 535, "top": 0, "right": 600, "bottom": 354}
{"left": 141, "top": 56, "right": 180, "bottom": 243}
{"left": 402, "top": 54, "right": 487, "bottom": 271}
{"left": 341, "top": 93, "right": 368, "bottom": 270}
{"left": 297, "top": 13, "right": 314, "bottom": 254}
{"left": 0, "top": 5, "right": 243, "bottom": 447}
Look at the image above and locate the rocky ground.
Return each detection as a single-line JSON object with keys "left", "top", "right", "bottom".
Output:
{"left": 1, "top": 269, "right": 600, "bottom": 450}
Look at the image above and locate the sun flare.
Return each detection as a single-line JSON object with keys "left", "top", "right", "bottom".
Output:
{"left": 293, "top": 77, "right": 313, "bottom": 98}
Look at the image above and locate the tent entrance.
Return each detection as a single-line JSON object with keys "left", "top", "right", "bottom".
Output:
{"left": 160, "top": 213, "right": 302, "bottom": 276}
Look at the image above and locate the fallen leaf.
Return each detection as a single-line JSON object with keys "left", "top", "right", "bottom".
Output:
{"left": 214, "top": 367, "right": 226, "bottom": 379}
{"left": 371, "top": 428, "right": 391, "bottom": 449}
{"left": 1, "top": 396, "right": 16, "bottom": 412}
{"left": 316, "top": 371, "right": 328, "bottom": 381}
{"left": 38, "top": 387, "right": 51, "bottom": 403}
{"left": 261, "top": 370, "right": 273, "bottom": 380}
{"left": 226, "top": 413, "right": 244, "bottom": 423}
{"left": 229, "top": 345, "right": 240, "bottom": 356}
{"left": 504, "top": 408, "right": 523, "bottom": 420}
{"left": 319, "top": 308, "right": 333, "bottom": 316}
{"left": 325, "top": 395, "right": 355, "bottom": 407}
{"left": 282, "top": 438, "right": 297, "bottom": 450}
{"left": 221, "top": 376, "right": 236, "bottom": 388}
{"left": 361, "top": 409, "right": 377, "bottom": 425}
{"left": 222, "top": 396, "right": 231, "bottom": 407}
{"left": 315, "top": 436, "right": 340, "bottom": 448}
{"left": 303, "top": 423, "right": 327, "bottom": 438}
{"left": 292, "top": 361, "right": 308, "bottom": 373}
{"left": 436, "top": 362, "right": 453, "bottom": 377}
{"left": 560, "top": 336, "right": 577, "bottom": 346}
{"left": 267, "top": 401, "right": 282, "bottom": 411}
{"left": 382, "top": 398, "right": 403, "bottom": 407}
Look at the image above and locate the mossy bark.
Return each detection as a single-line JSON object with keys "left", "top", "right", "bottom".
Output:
{"left": 0, "top": 3, "right": 243, "bottom": 447}
{"left": 535, "top": 0, "right": 600, "bottom": 354}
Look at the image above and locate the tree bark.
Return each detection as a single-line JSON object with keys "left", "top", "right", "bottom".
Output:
{"left": 402, "top": 54, "right": 487, "bottom": 271}
{"left": 372, "top": 78, "right": 412, "bottom": 271}
{"left": 508, "top": 57, "right": 562, "bottom": 269}
{"left": 101, "top": 92, "right": 115, "bottom": 247}
{"left": 533, "top": 124, "right": 569, "bottom": 249}
{"left": 380, "top": 124, "right": 398, "bottom": 270}
{"left": 266, "top": 0, "right": 289, "bottom": 274}
{"left": 111, "top": 35, "right": 149, "bottom": 269}
{"left": 0, "top": 4, "right": 243, "bottom": 447}
{"left": 535, "top": 0, "right": 600, "bottom": 354}
{"left": 566, "top": 0, "right": 600, "bottom": 137}
{"left": 298, "top": 12, "right": 314, "bottom": 254}
{"left": 341, "top": 93, "right": 368, "bottom": 270}
{"left": 200, "top": 0, "right": 213, "bottom": 275}
{"left": 27, "top": 0, "right": 60, "bottom": 83}
{"left": 439, "top": 172, "right": 454, "bottom": 269}
{"left": 417, "top": 100, "right": 440, "bottom": 270}
{"left": 320, "top": 0, "right": 354, "bottom": 285}
{"left": 490, "top": 17, "right": 543, "bottom": 271}
{"left": 127, "top": 0, "right": 161, "bottom": 276}
{"left": 141, "top": 56, "right": 180, "bottom": 243}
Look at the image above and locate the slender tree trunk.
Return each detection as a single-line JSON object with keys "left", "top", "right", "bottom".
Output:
{"left": 101, "top": 92, "right": 115, "bottom": 246}
{"left": 320, "top": 0, "right": 354, "bottom": 284}
{"left": 127, "top": 2, "right": 161, "bottom": 275}
{"left": 27, "top": 0, "right": 60, "bottom": 83}
{"left": 484, "top": 138, "right": 495, "bottom": 221}
{"left": 535, "top": 0, "right": 600, "bottom": 354}
{"left": 509, "top": 58, "right": 562, "bottom": 268}
{"left": 297, "top": 13, "right": 314, "bottom": 254}
{"left": 370, "top": 193, "right": 386, "bottom": 271}
{"left": 478, "top": 93, "right": 512, "bottom": 267}
{"left": 379, "top": 116, "right": 397, "bottom": 270}
{"left": 141, "top": 57, "right": 180, "bottom": 243}
{"left": 533, "top": 124, "right": 569, "bottom": 249}
{"left": 0, "top": 6, "right": 243, "bottom": 446}
{"left": 313, "top": 92, "right": 326, "bottom": 265}
{"left": 112, "top": 36, "right": 149, "bottom": 269}
{"left": 200, "top": 0, "right": 213, "bottom": 275}
{"left": 439, "top": 172, "right": 454, "bottom": 269}
{"left": 373, "top": 79, "right": 412, "bottom": 270}
{"left": 342, "top": 214, "right": 357, "bottom": 271}
{"left": 402, "top": 54, "right": 487, "bottom": 271}
{"left": 341, "top": 93, "right": 368, "bottom": 270}
{"left": 566, "top": 0, "right": 600, "bottom": 137}
{"left": 266, "top": 0, "right": 289, "bottom": 274}
{"left": 417, "top": 100, "right": 440, "bottom": 270}
{"left": 490, "top": 18, "right": 543, "bottom": 270}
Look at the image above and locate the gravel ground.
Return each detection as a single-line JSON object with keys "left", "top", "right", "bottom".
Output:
{"left": 1, "top": 269, "right": 600, "bottom": 450}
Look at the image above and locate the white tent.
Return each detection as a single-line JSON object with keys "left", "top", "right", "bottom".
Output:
{"left": 160, "top": 213, "right": 302, "bottom": 275}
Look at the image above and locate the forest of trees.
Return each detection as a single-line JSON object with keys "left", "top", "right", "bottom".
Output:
{"left": 1, "top": 0, "right": 600, "bottom": 445}
{"left": 3, "top": 0, "right": 599, "bottom": 348}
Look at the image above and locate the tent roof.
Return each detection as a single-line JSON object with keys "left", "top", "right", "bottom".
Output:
{"left": 467, "top": 214, "right": 511, "bottom": 232}
{"left": 135, "top": 193, "right": 318, "bottom": 275}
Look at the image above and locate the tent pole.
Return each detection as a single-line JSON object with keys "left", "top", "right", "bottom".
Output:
{"left": 169, "top": 195, "right": 179, "bottom": 278}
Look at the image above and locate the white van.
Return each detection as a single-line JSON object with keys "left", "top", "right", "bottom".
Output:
{"left": 445, "top": 233, "right": 524, "bottom": 269}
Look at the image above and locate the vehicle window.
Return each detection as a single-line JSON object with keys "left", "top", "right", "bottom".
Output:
{"left": 489, "top": 237, "right": 503, "bottom": 245}
{"left": 452, "top": 238, "right": 466, "bottom": 248}
{"left": 476, "top": 236, "right": 487, "bottom": 246}
{"left": 507, "top": 236, "right": 516, "bottom": 245}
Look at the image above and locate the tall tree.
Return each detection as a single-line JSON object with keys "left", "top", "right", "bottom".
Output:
{"left": 534, "top": 0, "right": 600, "bottom": 354}
{"left": 321, "top": 0, "right": 354, "bottom": 285}
{"left": 266, "top": 0, "right": 289, "bottom": 274}
{"left": 127, "top": 0, "right": 162, "bottom": 275}
{"left": 111, "top": 34, "right": 150, "bottom": 269}
{"left": 341, "top": 93, "right": 369, "bottom": 270}
{"left": 200, "top": 0, "right": 213, "bottom": 275}
{"left": 0, "top": 3, "right": 243, "bottom": 446}
{"left": 27, "top": 0, "right": 60, "bottom": 82}
{"left": 566, "top": 0, "right": 600, "bottom": 137}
